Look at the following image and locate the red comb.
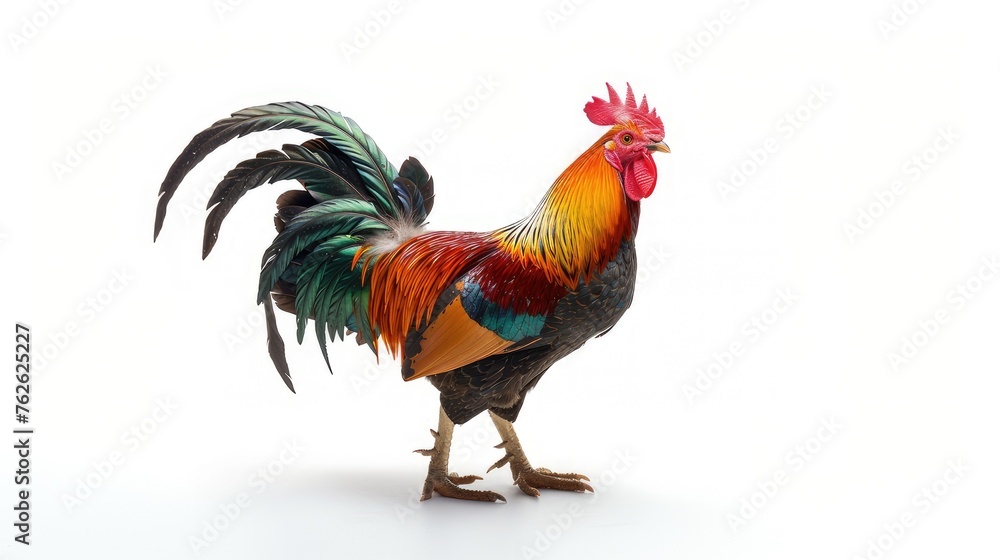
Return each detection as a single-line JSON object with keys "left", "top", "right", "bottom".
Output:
{"left": 584, "top": 83, "right": 664, "bottom": 140}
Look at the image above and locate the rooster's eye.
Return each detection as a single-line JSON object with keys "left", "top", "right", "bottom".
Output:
{"left": 621, "top": 134, "right": 633, "bottom": 145}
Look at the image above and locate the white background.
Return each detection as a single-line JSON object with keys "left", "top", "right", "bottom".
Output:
{"left": 2, "top": 0, "right": 998, "bottom": 558}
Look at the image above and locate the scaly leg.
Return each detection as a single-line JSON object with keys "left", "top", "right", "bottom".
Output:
{"left": 488, "top": 412, "right": 594, "bottom": 497}
{"left": 416, "top": 406, "right": 506, "bottom": 502}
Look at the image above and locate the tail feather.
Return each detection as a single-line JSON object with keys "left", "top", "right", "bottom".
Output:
{"left": 200, "top": 140, "right": 372, "bottom": 258}
{"left": 274, "top": 189, "right": 319, "bottom": 233}
{"left": 271, "top": 280, "right": 298, "bottom": 315}
{"left": 256, "top": 199, "right": 390, "bottom": 302}
{"left": 155, "top": 101, "right": 400, "bottom": 241}
{"left": 394, "top": 157, "right": 435, "bottom": 223}
{"left": 262, "top": 295, "right": 293, "bottom": 393}
{"left": 155, "top": 101, "right": 435, "bottom": 391}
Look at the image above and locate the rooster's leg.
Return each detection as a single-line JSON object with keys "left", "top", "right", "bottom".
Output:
{"left": 416, "top": 406, "right": 506, "bottom": 502}
{"left": 488, "top": 412, "right": 594, "bottom": 497}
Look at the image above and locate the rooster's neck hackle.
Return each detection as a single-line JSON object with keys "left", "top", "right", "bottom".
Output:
{"left": 496, "top": 132, "right": 638, "bottom": 287}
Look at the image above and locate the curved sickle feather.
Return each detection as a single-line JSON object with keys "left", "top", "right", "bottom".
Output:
{"left": 154, "top": 102, "right": 398, "bottom": 240}
{"left": 201, "top": 141, "right": 367, "bottom": 259}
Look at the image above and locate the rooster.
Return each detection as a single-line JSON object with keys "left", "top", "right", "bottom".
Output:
{"left": 154, "top": 83, "right": 669, "bottom": 502}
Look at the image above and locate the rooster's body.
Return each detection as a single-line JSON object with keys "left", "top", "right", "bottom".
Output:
{"left": 155, "top": 84, "right": 668, "bottom": 502}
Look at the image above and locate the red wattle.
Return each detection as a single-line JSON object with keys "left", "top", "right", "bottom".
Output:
{"left": 624, "top": 153, "right": 657, "bottom": 200}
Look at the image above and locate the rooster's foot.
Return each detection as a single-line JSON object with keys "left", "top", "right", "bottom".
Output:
{"left": 418, "top": 407, "right": 506, "bottom": 503}
{"left": 421, "top": 470, "right": 506, "bottom": 502}
{"left": 488, "top": 412, "right": 594, "bottom": 498}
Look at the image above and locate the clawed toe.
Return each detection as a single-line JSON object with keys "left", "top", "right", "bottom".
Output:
{"left": 535, "top": 467, "right": 590, "bottom": 481}
{"left": 447, "top": 473, "right": 483, "bottom": 485}
{"left": 422, "top": 471, "right": 506, "bottom": 503}
{"left": 514, "top": 467, "right": 594, "bottom": 497}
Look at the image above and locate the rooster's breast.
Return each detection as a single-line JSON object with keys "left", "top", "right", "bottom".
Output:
{"left": 542, "top": 237, "right": 638, "bottom": 350}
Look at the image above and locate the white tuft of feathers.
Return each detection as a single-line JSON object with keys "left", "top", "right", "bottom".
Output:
{"left": 365, "top": 220, "right": 426, "bottom": 255}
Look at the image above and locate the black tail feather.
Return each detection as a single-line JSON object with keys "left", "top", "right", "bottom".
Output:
{"left": 263, "top": 295, "right": 294, "bottom": 393}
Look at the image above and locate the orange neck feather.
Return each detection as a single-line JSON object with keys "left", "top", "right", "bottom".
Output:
{"left": 495, "top": 132, "right": 637, "bottom": 287}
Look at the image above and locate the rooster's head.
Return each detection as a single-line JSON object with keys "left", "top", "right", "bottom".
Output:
{"left": 584, "top": 83, "right": 669, "bottom": 201}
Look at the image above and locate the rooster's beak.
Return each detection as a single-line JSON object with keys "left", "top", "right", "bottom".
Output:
{"left": 647, "top": 142, "right": 671, "bottom": 154}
